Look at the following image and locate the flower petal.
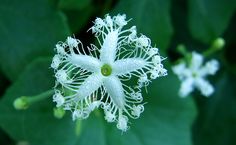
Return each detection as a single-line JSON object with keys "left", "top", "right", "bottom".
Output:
{"left": 191, "top": 52, "right": 203, "bottom": 70}
{"left": 195, "top": 78, "right": 214, "bottom": 97}
{"left": 112, "top": 58, "right": 147, "bottom": 75}
{"left": 76, "top": 73, "right": 103, "bottom": 101}
{"left": 201, "top": 59, "right": 219, "bottom": 76}
{"left": 179, "top": 78, "right": 194, "bottom": 97}
{"left": 100, "top": 30, "right": 118, "bottom": 63}
{"left": 103, "top": 76, "right": 125, "bottom": 108}
{"left": 69, "top": 54, "right": 101, "bottom": 72}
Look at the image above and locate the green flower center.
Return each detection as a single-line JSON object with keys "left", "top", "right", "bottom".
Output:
{"left": 192, "top": 71, "right": 198, "bottom": 78}
{"left": 101, "top": 64, "right": 112, "bottom": 76}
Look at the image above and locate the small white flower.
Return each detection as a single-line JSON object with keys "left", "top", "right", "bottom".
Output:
{"left": 52, "top": 14, "right": 167, "bottom": 131}
{"left": 172, "top": 51, "right": 219, "bottom": 97}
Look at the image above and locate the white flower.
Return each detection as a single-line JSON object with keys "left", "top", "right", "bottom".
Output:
{"left": 51, "top": 14, "right": 167, "bottom": 132}
{"left": 172, "top": 52, "right": 219, "bottom": 97}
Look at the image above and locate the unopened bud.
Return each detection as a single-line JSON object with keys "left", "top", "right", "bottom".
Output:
{"left": 13, "top": 96, "right": 29, "bottom": 110}
{"left": 53, "top": 107, "right": 65, "bottom": 119}
{"left": 212, "top": 37, "right": 225, "bottom": 50}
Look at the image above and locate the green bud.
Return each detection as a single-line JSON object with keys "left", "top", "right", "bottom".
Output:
{"left": 53, "top": 107, "right": 65, "bottom": 119}
{"left": 13, "top": 96, "right": 29, "bottom": 110}
{"left": 177, "top": 44, "right": 187, "bottom": 55}
{"left": 212, "top": 37, "right": 225, "bottom": 50}
{"left": 204, "top": 37, "right": 225, "bottom": 57}
{"left": 13, "top": 90, "right": 54, "bottom": 110}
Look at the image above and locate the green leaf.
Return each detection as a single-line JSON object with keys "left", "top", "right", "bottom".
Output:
{"left": 75, "top": 112, "right": 106, "bottom": 145}
{"left": 0, "top": 0, "right": 70, "bottom": 81}
{"left": 193, "top": 73, "right": 236, "bottom": 145}
{"left": 112, "top": 0, "right": 173, "bottom": 51}
{"left": 111, "top": 73, "right": 196, "bottom": 145}
{"left": 77, "top": 69, "right": 196, "bottom": 145}
{"left": 0, "top": 58, "right": 77, "bottom": 145}
{"left": 58, "top": 0, "right": 92, "bottom": 10}
{"left": 0, "top": 58, "right": 196, "bottom": 145}
{"left": 188, "top": 0, "right": 236, "bottom": 43}
{"left": 0, "top": 128, "right": 13, "bottom": 145}
{"left": 61, "top": 6, "right": 94, "bottom": 33}
{"left": 0, "top": 71, "right": 10, "bottom": 97}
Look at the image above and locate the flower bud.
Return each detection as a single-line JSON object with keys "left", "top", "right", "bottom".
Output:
{"left": 13, "top": 96, "right": 29, "bottom": 110}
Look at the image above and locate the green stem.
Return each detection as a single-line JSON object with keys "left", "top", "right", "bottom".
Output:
{"left": 27, "top": 90, "right": 54, "bottom": 104}
{"left": 203, "top": 38, "right": 225, "bottom": 57}
{"left": 177, "top": 44, "right": 188, "bottom": 56}
{"left": 13, "top": 89, "right": 54, "bottom": 110}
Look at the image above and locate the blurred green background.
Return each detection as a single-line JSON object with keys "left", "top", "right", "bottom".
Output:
{"left": 0, "top": 0, "right": 235, "bottom": 145}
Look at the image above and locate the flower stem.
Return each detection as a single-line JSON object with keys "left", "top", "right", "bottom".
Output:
{"left": 13, "top": 89, "right": 54, "bottom": 110}
{"left": 27, "top": 90, "right": 54, "bottom": 103}
{"left": 204, "top": 37, "right": 225, "bottom": 57}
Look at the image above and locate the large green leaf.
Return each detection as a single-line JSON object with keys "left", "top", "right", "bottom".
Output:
{"left": 75, "top": 113, "right": 106, "bottom": 145}
{"left": 58, "top": 0, "right": 92, "bottom": 10}
{"left": 0, "top": 128, "right": 13, "bottom": 145}
{"left": 76, "top": 69, "right": 196, "bottom": 145}
{"left": 0, "top": 58, "right": 196, "bottom": 145}
{"left": 188, "top": 0, "right": 236, "bottom": 43}
{"left": 0, "top": 71, "right": 10, "bottom": 97}
{"left": 59, "top": 6, "right": 94, "bottom": 33}
{"left": 0, "top": 0, "right": 70, "bottom": 81}
{"left": 193, "top": 73, "right": 236, "bottom": 145}
{"left": 108, "top": 72, "right": 196, "bottom": 145}
{"left": 112, "top": 0, "right": 173, "bottom": 51}
{"left": 0, "top": 58, "right": 77, "bottom": 145}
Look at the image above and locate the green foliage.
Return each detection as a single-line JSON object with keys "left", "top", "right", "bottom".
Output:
{"left": 0, "top": 0, "right": 235, "bottom": 145}
{"left": 188, "top": 0, "right": 236, "bottom": 43}
{"left": 0, "top": 60, "right": 196, "bottom": 145}
{"left": 193, "top": 73, "right": 236, "bottom": 145}
{"left": 0, "top": 58, "right": 77, "bottom": 145}
{"left": 59, "top": 0, "right": 92, "bottom": 10}
{"left": 75, "top": 71, "right": 196, "bottom": 145}
{"left": 113, "top": 0, "right": 173, "bottom": 51}
{"left": 103, "top": 72, "right": 196, "bottom": 145}
{"left": 0, "top": 0, "right": 70, "bottom": 81}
